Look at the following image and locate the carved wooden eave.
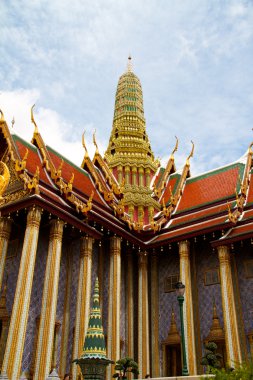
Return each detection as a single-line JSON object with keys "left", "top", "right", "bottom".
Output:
{"left": 227, "top": 144, "right": 253, "bottom": 224}
{"left": 93, "top": 150, "right": 123, "bottom": 199}
{"left": 149, "top": 142, "right": 194, "bottom": 232}
{"left": 153, "top": 137, "right": 178, "bottom": 199}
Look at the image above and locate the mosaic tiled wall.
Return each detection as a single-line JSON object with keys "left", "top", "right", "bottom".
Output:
{"left": 234, "top": 242, "right": 253, "bottom": 355}
{"left": 120, "top": 250, "right": 126, "bottom": 357}
{"left": 158, "top": 248, "right": 181, "bottom": 374}
{"left": 194, "top": 241, "right": 223, "bottom": 353}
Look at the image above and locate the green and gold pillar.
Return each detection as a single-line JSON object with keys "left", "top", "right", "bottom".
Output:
{"left": 0, "top": 217, "right": 12, "bottom": 291}
{"left": 72, "top": 236, "right": 93, "bottom": 380}
{"left": 1, "top": 206, "right": 42, "bottom": 379}
{"left": 150, "top": 253, "right": 159, "bottom": 377}
{"left": 218, "top": 245, "right": 242, "bottom": 365}
{"left": 59, "top": 253, "right": 73, "bottom": 377}
{"left": 126, "top": 250, "right": 134, "bottom": 359}
{"left": 179, "top": 240, "right": 197, "bottom": 375}
{"left": 138, "top": 251, "right": 150, "bottom": 379}
{"left": 107, "top": 236, "right": 121, "bottom": 379}
{"left": 33, "top": 219, "right": 64, "bottom": 379}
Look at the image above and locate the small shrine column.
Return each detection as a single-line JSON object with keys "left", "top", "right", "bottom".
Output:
{"left": 138, "top": 251, "right": 150, "bottom": 379}
{"left": 71, "top": 236, "right": 93, "bottom": 380}
{"left": 1, "top": 206, "right": 42, "bottom": 379}
{"left": 126, "top": 250, "right": 134, "bottom": 358}
{"left": 218, "top": 245, "right": 242, "bottom": 365}
{"left": 139, "top": 167, "right": 144, "bottom": 187}
{"left": 0, "top": 217, "right": 12, "bottom": 290}
{"left": 179, "top": 240, "right": 197, "bottom": 375}
{"left": 150, "top": 252, "right": 159, "bottom": 377}
{"left": 117, "top": 165, "right": 123, "bottom": 184}
{"left": 132, "top": 166, "right": 137, "bottom": 186}
{"left": 107, "top": 236, "right": 121, "bottom": 379}
{"left": 125, "top": 166, "right": 130, "bottom": 185}
{"left": 33, "top": 218, "right": 64, "bottom": 379}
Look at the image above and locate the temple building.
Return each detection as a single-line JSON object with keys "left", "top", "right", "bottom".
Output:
{"left": 0, "top": 57, "right": 253, "bottom": 379}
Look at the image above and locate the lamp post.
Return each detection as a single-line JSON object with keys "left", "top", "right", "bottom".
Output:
{"left": 175, "top": 281, "right": 189, "bottom": 376}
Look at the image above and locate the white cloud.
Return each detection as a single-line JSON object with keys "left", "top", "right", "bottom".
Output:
{"left": 0, "top": 89, "right": 102, "bottom": 165}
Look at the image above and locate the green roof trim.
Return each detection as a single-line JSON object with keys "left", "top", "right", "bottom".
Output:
{"left": 12, "top": 134, "right": 37, "bottom": 152}
{"left": 165, "top": 173, "right": 181, "bottom": 207}
{"left": 46, "top": 145, "right": 89, "bottom": 177}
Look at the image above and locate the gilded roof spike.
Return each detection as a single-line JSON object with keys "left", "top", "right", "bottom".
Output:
{"left": 82, "top": 131, "right": 89, "bottom": 157}
{"left": 0, "top": 162, "right": 10, "bottom": 200}
{"left": 56, "top": 159, "right": 63, "bottom": 178}
{"left": 186, "top": 140, "right": 194, "bottom": 165}
{"left": 0, "top": 109, "right": 5, "bottom": 121}
{"left": 93, "top": 130, "right": 99, "bottom": 154}
{"left": 31, "top": 104, "right": 38, "bottom": 134}
{"left": 171, "top": 136, "right": 179, "bottom": 157}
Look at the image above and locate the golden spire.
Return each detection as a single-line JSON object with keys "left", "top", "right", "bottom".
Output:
{"left": 82, "top": 131, "right": 89, "bottom": 157}
{"left": 171, "top": 136, "right": 179, "bottom": 157}
{"left": 127, "top": 55, "right": 133, "bottom": 72}
{"left": 93, "top": 130, "right": 99, "bottom": 154}
{"left": 186, "top": 140, "right": 194, "bottom": 165}
{"left": 31, "top": 104, "right": 38, "bottom": 133}
{"left": 205, "top": 299, "right": 224, "bottom": 342}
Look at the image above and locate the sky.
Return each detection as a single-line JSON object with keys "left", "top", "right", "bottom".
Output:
{"left": 1, "top": 0, "right": 253, "bottom": 175}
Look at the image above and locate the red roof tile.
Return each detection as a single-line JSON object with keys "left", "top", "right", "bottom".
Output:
{"left": 176, "top": 163, "right": 244, "bottom": 213}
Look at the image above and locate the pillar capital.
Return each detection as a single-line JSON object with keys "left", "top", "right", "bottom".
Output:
{"left": 0, "top": 218, "right": 12, "bottom": 240}
{"left": 217, "top": 245, "right": 230, "bottom": 264}
{"left": 27, "top": 206, "right": 42, "bottom": 228}
{"left": 49, "top": 219, "right": 64, "bottom": 241}
{"left": 110, "top": 235, "right": 121, "bottom": 255}
{"left": 179, "top": 240, "right": 190, "bottom": 258}
{"left": 80, "top": 235, "right": 93, "bottom": 258}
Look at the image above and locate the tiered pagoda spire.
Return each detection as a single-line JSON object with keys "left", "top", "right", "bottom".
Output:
{"left": 105, "top": 57, "right": 160, "bottom": 225}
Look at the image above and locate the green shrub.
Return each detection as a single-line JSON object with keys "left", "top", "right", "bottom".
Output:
{"left": 112, "top": 357, "right": 139, "bottom": 379}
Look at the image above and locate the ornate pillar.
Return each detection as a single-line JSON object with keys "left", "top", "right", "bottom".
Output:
{"left": 129, "top": 205, "right": 134, "bottom": 222}
{"left": 138, "top": 251, "right": 150, "bottom": 379}
{"left": 138, "top": 167, "right": 144, "bottom": 187}
{"left": 179, "top": 240, "right": 197, "bottom": 375}
{"left": 71, "top": 236, "right": 93, "bottom": 380}
{"left": 51, "top": 321, "right": 61, "bottom": 371}
{"left": 33, "top": 219, "right": 64, "bottom": 379}
{"left": 148, "top": 206, "right": 154, "bottom": 224}
{"left": 117, "top": 165, "right": 123, "bottom": 185}
{"left": 1, "top": 206, "right": 42, "bottom": 379}
{"left": 126, "top": 251, "right": 134, "bottom": 359}
{"left": 125, "top": 166, "right": 130, "bottom": 185}
{"left": 132, "top": 166, "right": 137, "bottom": 186}
{"left": 218, "top": 245, "right": 242, "bottom": 365}
{"left": 0, "top": 217, "right": 12, "bottom": 290}
{"left": 150, "top": 253, "right": 159, "bottom": 377}
{"left": 0, "top": 283, "right": 10, "bottom": 372}
{"left": 107, "top": 236, "right": 121, "bottom": 379}
{"left": 145, "top": 168, "right": 151, "bottom": 187}
{"left": 59, "top": 253, "right": 73, "bottom": 377}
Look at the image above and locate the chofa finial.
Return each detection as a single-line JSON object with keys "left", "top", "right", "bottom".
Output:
{"left": 31, "top": 104, "right": 38, "bottom": 133}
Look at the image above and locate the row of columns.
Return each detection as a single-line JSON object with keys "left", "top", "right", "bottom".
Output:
{"left": 0, "top": 210, "right": 246, "bottom": 378}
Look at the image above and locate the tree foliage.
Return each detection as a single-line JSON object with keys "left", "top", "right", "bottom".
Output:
{"left": 201, "top": 342, "right": 222, "bottom": 373}
{"left": 112, "top": 357, "right": 139, "bottom": 379}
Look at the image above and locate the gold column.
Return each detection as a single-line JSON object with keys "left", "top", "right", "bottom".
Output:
{"left": 1, "top": 206, "right": 42, "bottom": 379}
{"left": 138, "top": 167, "right": 144, "bottom": 187}
{"left": 125, "top": 166, "right": 130, "bottom": 185}
{"left": 71, "top": 236, "right": 93, "bottom": 380}
{"left": 150, "top": 253, "right": 159, "bottom": 377}
{"left": 179, "top": 240, "right": 197, "bottom": 375}
{"left": 218, "top": 245, "right": 242, "bottom": 365}
{"left": 145, "top": 168, "right": 151, "bottom": 187}
{"left": 0, "top": 217, "right": 12, "bottom": 290}
{"left": 33, "top": 219, "right": 64, "bottom": 379}
{"left": 126, "top": 251, "right": 134, "bottom": 358}
{"left": 138, "top": 251, "right": 150, "bottom": 379}
{"left": 59, "top": 253, "right": 73, "bottom": 377}
{"left": 51, "top": 321, "right": 61, "bottom": 371}
{"left": 148, "top": 206, "right": 154, "bottom": 224}
{"left": 117, "top": 165, "right": 123, "bottom": 185}
{"left": 132, "top": 166, "right": 137, "bottom": 186}
{"left": 129, "top": 205, "right": 134, "bottom": 222}
{"left": 107, "top": 236, "right": 121, "bottom": 379}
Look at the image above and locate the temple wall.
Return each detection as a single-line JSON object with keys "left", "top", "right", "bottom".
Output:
{"left": 234, "top": 242, "right": 253, "bottom": 355}
{"left": 158, "top": 250, "right": 180, "bottom": 373}
{"left": 194, "top": 242, "right": 223, "bottom": 353}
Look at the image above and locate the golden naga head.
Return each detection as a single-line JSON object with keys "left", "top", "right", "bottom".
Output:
{"left": 0, "top": 161, "right": 10, "bottom": 200}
